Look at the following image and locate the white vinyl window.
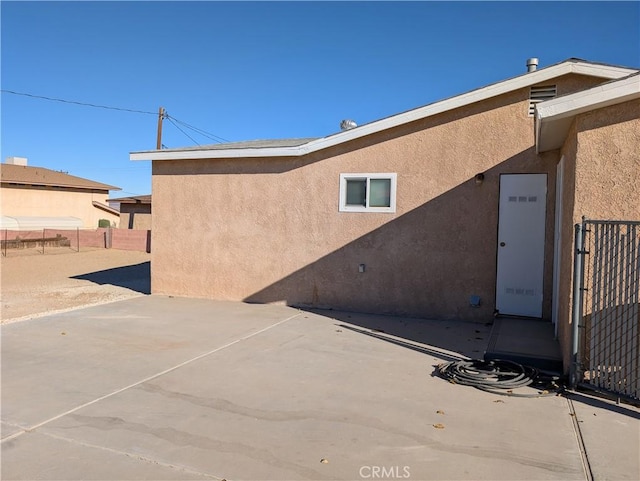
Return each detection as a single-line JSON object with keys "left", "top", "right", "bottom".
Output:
{"left": 339, "top": 173, "right": 397, "bottom": 213}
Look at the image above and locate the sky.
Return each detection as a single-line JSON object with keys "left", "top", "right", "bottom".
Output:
{"left": 1, "top": 1, "right": 639, "bottom": 198}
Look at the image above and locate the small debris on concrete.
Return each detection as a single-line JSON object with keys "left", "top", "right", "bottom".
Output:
{"left": 320, "top": 458, "right": 329, "bottom": 464}
{"left": 433, "top": 423, "right": 445, "bottom": 429}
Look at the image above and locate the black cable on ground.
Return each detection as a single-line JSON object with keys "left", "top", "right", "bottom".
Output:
{"left": 435, "top": 359, "right": 562, "bottom": 397}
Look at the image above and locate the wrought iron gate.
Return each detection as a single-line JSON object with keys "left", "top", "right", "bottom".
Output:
{"left": 571, "top": 220, "right": 640, "bottom": 402}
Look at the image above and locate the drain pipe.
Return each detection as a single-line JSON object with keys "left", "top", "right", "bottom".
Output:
{"left": 570, "top": 221, "right": 586, "bottom": 389}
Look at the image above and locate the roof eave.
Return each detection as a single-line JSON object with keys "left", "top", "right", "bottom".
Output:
{"left": 131, "top": 60, "right": 638, "bottom": 161}
{"left": 92, "top": 201, "right": 121, "bottom": 216}
{"left": 1, "top": 180, "right": 120, "bottom": 191}
{"left": 131, "top": 145, "right": 309, "bottom": 161}
{"left": 536, "top": 73, "right": 640, "bottom": 153}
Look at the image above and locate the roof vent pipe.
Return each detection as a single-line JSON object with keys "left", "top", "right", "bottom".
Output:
{"left": 526, "top": 57, "right": 539, "bottom": 72}
{"left": 340, "top": 119, "right": 357, "bottom": 131}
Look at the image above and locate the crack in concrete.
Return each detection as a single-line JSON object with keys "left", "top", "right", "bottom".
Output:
{"left": 567, "top": 396, "right": 595, "bottom": 481}
{"left": 60, "top": 414, "right": 330, "bottom": 480}
{"left": 39, "top": 430, "right": 223, "bottom": 480}
{"left": 131, "top": 382, "right": 582, "bottom": 475}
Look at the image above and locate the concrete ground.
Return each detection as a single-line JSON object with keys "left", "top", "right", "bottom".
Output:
{"left": 2, "top": 296, "right": 638, "bottom": 480}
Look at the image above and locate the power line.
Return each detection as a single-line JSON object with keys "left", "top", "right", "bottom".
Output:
{"left": 117, "top": 190, "right": 151, "bottom": 197}
{"left": 166, "top": 116, "right": 200, "bottom": 146}
{"left": 74, "top": 166, "right": 152, "bottom": 171}
{"left": 166, "top": 115, "right": 230, "bottom": 143}
{"left": 1, "top": 89, "right": 157, "bottom": 115}
{"left": 2, "top": 88, "right": 232, "bottom": 146}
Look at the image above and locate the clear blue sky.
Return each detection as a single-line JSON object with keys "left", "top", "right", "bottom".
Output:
{"left": 2, "top": 1, "right": 639, "bottom": 198}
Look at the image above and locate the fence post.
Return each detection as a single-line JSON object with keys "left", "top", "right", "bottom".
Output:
{"left": 570, "top": 220, "right": 587, "bottom": 389}
{"left": 42, "top": 228, "right": 45, "bottom": 254}
{"left": 77, "top": 227, "right": 80, "bottom": 252}
{"left": 3, "top": 229, "right": 6, "bottom": 257}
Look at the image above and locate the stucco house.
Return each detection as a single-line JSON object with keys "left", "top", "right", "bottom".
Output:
{"left": 107, "top": 195, "right": 152, "bottom": 230}
{"left": 1, "top": 157, "right": 120, "bottom": 229}
{"left": 131, "top": 58, "right": 639, "bottom": 371}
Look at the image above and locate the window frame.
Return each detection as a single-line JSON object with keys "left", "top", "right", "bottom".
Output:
{"left": 339, "top": 173, "right": 397, "bottom": 213}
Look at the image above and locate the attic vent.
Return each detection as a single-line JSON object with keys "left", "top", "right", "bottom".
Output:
{"left": 529, "top": 85, "right": 557, "bottom": 116}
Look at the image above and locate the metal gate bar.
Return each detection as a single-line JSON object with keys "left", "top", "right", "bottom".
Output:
{"left": 571, "top": 219, "right": 640, "bottom": 402}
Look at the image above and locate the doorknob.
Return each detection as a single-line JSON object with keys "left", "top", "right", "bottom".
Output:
{"left": 500, "top": 242, "right": 506, "bottom": 247}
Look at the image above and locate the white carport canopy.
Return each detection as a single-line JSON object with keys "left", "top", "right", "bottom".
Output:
{"left": 0, "top": 216, "right": 83, "bottom": 230}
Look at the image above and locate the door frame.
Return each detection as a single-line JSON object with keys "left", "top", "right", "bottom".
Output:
{"left": 551, "top": 156, "right": 565, "bottom": 335}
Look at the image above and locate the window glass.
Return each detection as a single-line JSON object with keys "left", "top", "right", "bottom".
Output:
{"left": 339, "top": 173, "right": 396, "bottom": 213}
{"left": 346, "top": 179, "right": 366, "bottom": 206}
{"left": 369, "top": 178, "right": 391, "bottom": 207}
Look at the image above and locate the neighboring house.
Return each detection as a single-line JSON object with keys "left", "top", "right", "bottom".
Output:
{"left": 107, "top": 195, "right": 152, "bottom": 230}
{"left": 1, "top": 157, "right": 120, "bottom": 228}
{"left": 131, "top": 58, "right": 640, "bottom": 371}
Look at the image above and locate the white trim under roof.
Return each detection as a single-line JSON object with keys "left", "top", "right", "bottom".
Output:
{"left": 131, "top": 60, "right": 637, "bottom": 162}
{"left": 535, "top": 73, "right": 640, "bottom": 153}
{"left": 92, "top": 201, "right": 121, "bottom": 216}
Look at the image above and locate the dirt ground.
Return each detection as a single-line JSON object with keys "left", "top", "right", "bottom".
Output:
{"left": 0, "top": 247, "right": 151, "bottom": 323}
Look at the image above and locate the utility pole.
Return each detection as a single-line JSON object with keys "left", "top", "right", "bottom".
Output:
{"left": 156, "top": 106, "right": 165, "bottom": 149}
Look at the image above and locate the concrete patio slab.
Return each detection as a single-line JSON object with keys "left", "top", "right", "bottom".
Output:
{"left": 1, "top": 430, "right": 213, "bottom": 480}
{"left": 484, "top": 317, "right": 563, "bottom": 372}
{"left": 567, "top": 391, "right": 640, "bottom": 481}
{"left": 2, "top": 296, "right": 637, "bottom": 480}
{"left": 1, "top": 296, "right": 298, "bottom": 429}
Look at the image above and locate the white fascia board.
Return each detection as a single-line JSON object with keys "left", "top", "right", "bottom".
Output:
{"left": 130, "top": 145, "right": 307, "bottom": 161}
{"left": 570, "top": 63, "right": 638, "bottom": 79}
{"left": 537, "top": 74, "right": 640, "bottom": 121}
{"left": 131, "top": 61, "right": 637, "bottom": 162}
{"left": 535, "top": 74, "right": 640, "bottom": 153}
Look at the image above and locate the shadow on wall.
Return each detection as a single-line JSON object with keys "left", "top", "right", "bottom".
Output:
{"left": 243, "top": 148, "right": 554, "bottom": 324}
{"left": 71, "top": 262, "right": 151, "bottom": 294}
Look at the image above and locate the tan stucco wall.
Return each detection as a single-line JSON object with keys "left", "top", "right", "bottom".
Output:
{"left": 573, "top": 99, "right": 640, "bottom": 222}
{"left": 556, "top": 98, "right": 640, "bottom": 371}
{"left": 120, "top": 204, "right": 152, "bottom": 230}
{"left": 0, "top": 187, "right": 119, "bottom": 228}
{"left": 150, "top": 74, "right": 614, "bottom": 322}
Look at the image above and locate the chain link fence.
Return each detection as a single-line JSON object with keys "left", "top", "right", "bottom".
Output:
{"left": 571, "top": 220, "right": 640, "bottom": 403}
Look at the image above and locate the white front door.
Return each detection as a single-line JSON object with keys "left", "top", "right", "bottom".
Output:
{"left": 496, "top": 174, "right": 547, "bottom": 318}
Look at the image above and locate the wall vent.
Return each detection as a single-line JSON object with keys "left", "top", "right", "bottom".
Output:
{"left": 529, "top": 85, "right": 557, "bottom": 116}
